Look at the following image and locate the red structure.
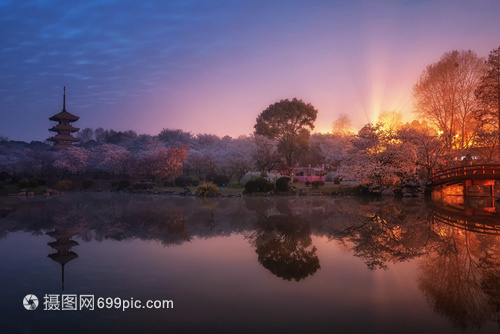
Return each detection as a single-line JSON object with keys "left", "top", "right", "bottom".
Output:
{"left": 292, "top": 164, "right": 325, "bottom": 183}
{"left": 432, "top": 164, "right": 500, "bottom": 197}
{"left": 48, "top": 87, "right": 80, "bottom": 149}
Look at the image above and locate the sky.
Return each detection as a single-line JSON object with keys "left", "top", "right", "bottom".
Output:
{"left": 1, "top": 0, "right": 500, "bottom": 142}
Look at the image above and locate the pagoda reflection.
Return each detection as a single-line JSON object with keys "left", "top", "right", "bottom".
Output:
{"left": 46, "top": 228, "right": 79, "bottom": 291}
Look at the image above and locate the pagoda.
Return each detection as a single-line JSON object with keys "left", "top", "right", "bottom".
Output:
{"left": 47, "top": 228, "right": 79, "bottom": 291}
{"left": 48, "top": 87, "right": 80, "bottom": 149}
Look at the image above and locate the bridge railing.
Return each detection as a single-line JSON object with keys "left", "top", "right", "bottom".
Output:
{"left": 433, "top": 211, "right": 500, "bottom": 235}
{"left": 431, "top": 164, "right": 500, "bottom": 185}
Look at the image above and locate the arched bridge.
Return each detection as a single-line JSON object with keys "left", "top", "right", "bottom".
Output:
{"left": 432, "top": 164, "right": 500, "bottom": 186}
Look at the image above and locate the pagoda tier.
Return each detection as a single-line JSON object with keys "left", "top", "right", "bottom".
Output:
{"left": 48, "top": 87, "right": 80, "bottom": 149}
{"left": 49, "top": 124, "right": 80, "bottom": 132}
{"left": 50, "top": 110, "right": 80, "bottom": 122}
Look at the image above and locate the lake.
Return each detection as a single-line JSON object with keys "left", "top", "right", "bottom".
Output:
{"left": 0, "top": 192, "right": 499, "bottom": 333}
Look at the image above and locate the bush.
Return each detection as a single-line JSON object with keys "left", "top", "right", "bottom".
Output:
{"left": 305, "top": 181, "right": 310, "bottom": 187}
{"left": 175, "top": 175, "right": 194, "bottom": 187}
{"left": 29, "top": 179, "right": 39, "bottom": 188}
{"left": 110, "top": 180, "right": 119, "bottom": 187}
{"left": 163, "top": 180, "right": 175, "bottom": 187}
{"left": 311, "top": 181, "right": 320, "bottom": 189}
{"left": 82, "top": 178, "right": 94, "bottom": 189}
{"left": 19, "top": 178, "right": 31, "bottom": 188}
{"left": 195, "top": 183, "right": 220, "bottom": 197}
{"left": 244, "top": 180, "right": 258, "bottom": 193}
{"left": 275, "top": 176, "right": 291, "bottom": 192}
{"left": 244, "top": 177, "right": 274, "bottom": 194}
{"left": 133, "top": 182, "right": 156, "bottom": 190}
{"left": 56, "top": 179, "right": 73, "bottom": 191}
{"left": 254, "top": 177, "right": 269, "bottom": 191}
{"left": 118, "top": 180, "right": 131, "bottom": 190}
{"left": 0, "top": 181, "right": 4, "bottom": 189}
{"left": 212, "top": 175, "right": 230, "bottom": 187}
{"left": 0, "top": 171, "right": 10, "bottom": 181}
{"left": 35, "top": 178, "right": 46, "bottom": 186}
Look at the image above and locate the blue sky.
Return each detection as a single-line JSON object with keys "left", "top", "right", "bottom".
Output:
{"left": 1, "top": 0, "right": 500, "bottom": 142}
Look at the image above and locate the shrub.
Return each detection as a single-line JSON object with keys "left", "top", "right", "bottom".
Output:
{"left": 311, "top": 181, "right": 320, "bottom": 189}
{"left": 275, "top": 176, "right": 291, "bottom": 192}
{"left": 29, "top": 179, "right": 39, "bottom": 188}
{"left": 132, "top": 182, "right": 155, "bottom": 190}
{"left": 212, "top": 175, "right": 230, "bottom": 187}
{"left": 110, "top": 180, "right": 119, "bottom": 187}
{"left": 0, "top": 171, "right": 10, "bottom": 181}
{"left": 244, "top": 180, "right": 258, "bottom": 193}
{"left": 82, "top": 178, "right": 94, "bottom": 189}
{"left": 35, "top": 178, "right": 46, "bottom": 186}
{"left": 175, "top": 175, "right": 193, "bottom": 187}
{"left": 19, "top": 178, "right": 31, "bottom": 188}
{"left": 56, "top": 179, "right": 73, "bottom": 191}
{"left": 163, "top": 180, "right": 175, "bottom": 187}
{"left": 195, "top": 183, "right": 220, "bottom": 197}
{"left": 305, "top": 181, "right": 310, "bottom": 187}
{"left": 244, "top": 177, "right": 274, "bottom": 193}
{"left": 118, "top": 180, "right": 131, "bottom": 190}
{"left": 254, "top": 177, "right": 269, "bottom": 191}
{"left": 0, "top": 181, "right": 4, "bottom": 189}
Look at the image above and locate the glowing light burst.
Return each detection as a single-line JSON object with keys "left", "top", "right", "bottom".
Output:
{"left": 349, "top": 30, "right": 414, "bottom": 130}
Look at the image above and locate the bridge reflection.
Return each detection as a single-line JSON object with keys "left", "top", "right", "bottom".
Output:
{"left": 432, "top": 196, "right": 500, "bottom": 235}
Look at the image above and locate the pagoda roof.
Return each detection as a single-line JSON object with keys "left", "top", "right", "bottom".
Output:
{"left": 47, "top": 229, "right": 79, "bottom": 239}
{"left": 48, "top": 134, "right": 81, "bottom": 142}
{"left": 48, "top": 239, "right": 79, "bottom": 251}
{"left": 49, "top": 124, "right": 80, "bottom": 132}
{"left": 49, "top": 109, "right": 80, "bottom": 122}
{"left": 48, "top": 251, "right": 79, "bottom": 265}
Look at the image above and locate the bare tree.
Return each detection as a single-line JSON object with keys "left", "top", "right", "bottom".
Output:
{"left": 332, "top": 113, "right": 353, "bottom": 136}
{"left": 413, "top": 50, "right": 486, "bottom": 149}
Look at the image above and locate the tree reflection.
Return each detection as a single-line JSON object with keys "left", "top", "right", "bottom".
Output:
{"left": 247, "top": 198, "right": 320, "bottom": 282}
{"left": 335, "top": 199, "right": 431, "bottom": 270}
{"left": 417, "top": 197, "right": 500, "bottom": 330}
{"left": 1, "top": 193, "right": 500, "bottom": 328}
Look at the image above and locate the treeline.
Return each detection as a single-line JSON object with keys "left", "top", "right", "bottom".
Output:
{"left": 1, "top": 46, "right": 499, "bottom": 192}
{"left": 1, "top": 117, "right": 491, "bottom": 192}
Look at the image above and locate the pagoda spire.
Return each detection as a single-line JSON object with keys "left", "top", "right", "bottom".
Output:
{"left": 63, "top": 86, "right": 66, "bottom": 111}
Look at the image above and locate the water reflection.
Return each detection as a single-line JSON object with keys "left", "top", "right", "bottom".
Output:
{"left": 46, "top": 228, "right": 79, "bottom": 291}
{"left": 247, "top": 199, "right": 320, "bottom": 281}
{"left": 0, "top": 193, "right": 499, "bottom": 331}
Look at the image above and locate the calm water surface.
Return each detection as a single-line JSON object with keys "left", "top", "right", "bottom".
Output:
{"left": 0, "top": 192, "right": 499, "bottom": 333}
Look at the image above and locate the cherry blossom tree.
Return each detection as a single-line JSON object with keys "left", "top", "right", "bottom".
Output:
{"left": 92, "top": 144, "right": 136, "bottom": 176}
{"left": 53, "top": 146, "right": 89, "bottom": 175}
